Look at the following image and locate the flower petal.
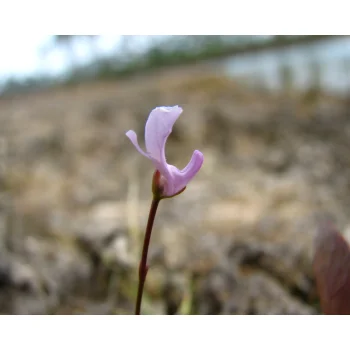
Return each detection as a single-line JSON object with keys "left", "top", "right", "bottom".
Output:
{"left": 125, "top": 130, "right": 151, "bottom": 159}
{"left": 145, "top": 106, "right": 183, "bottom": 164}
{"left": 167, "top": 150, "right": 204, "bottom": 195}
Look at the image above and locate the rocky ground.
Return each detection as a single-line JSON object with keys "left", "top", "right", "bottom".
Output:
{"left": 0, "top": 67, "right": 349, "bottom": 314}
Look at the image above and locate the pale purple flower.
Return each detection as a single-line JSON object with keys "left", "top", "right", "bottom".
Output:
{"left": 126, "top": 106, "right": 204, "bottom": 197}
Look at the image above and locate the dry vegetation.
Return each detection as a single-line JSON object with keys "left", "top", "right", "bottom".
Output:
{"left": 0, "top": 67, "right": 349, "bottom": 314}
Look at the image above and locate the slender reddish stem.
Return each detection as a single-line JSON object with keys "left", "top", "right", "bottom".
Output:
{"left": 135, "top": 197, "right": 160, "bottom": 315}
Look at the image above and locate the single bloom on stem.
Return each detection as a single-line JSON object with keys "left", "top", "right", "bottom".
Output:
{"left": 126, "top": 106, "right": 204, "bottom": 198}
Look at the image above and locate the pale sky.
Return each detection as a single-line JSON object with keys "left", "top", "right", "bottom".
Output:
{"left": 0, "top": 35, "right": 127, "bottom": 81}
{"left": 0, "top": 35, "right": 170, "bottom": 82}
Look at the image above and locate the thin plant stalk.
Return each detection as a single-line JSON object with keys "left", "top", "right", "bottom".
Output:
{"left": 135, "top": 197, "right": 160, "bottom": 315}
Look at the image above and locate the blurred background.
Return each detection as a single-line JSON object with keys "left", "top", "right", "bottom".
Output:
{"left": 0, "top": 35, "right": 350, "bottom": 314}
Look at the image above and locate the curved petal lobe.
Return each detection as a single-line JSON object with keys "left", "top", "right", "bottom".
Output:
{"left": 145, "top": 106, "right": 183, "bottom": 163}
{"left": 167, "top": 150, "right": 204, "bottom": 195}
{"left": 125, "top": 130, "right": 151, "bottom": 159}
